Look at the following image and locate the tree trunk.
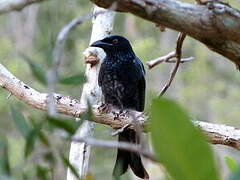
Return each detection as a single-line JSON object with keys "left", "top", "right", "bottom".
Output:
{"left": 67, "top": 6, "right": 115, "bottom": 180}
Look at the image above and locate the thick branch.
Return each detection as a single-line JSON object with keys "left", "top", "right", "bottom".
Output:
{"left": 0, "top": 0, "right": 46, "bottom": 14}
{"left": 90, "top": 0, "right": 240, "bottom": 67}
{"left": 194, "top": 121, "right": 240, "bottom": 149}
{"left": 1, "top": 63, "right": 240, "bottom": 150}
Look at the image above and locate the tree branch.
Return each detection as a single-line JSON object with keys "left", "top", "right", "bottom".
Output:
{"left": 67, "top": 7, "right": 115, "bottom": 180}
{"left": 158, "top": 33, "right": 186, "bottom": 97}
{"left": 89, "top": 0, "right": 240, "bottom": 68}
{"left": 194, "top": 121, "right": 240, "bottom": 149}
{"left": 69, "top": 137, "right": 157, "bottom": 162}
{"left": 1, "top": 63, "right": 240, "bottom": 150}
{"left": 0, "top": 0, "right": 47, "bottom": 14}
{"left": 146, "top": 52, "right": 194, "bottom": 69}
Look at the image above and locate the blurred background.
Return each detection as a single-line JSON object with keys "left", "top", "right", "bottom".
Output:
{"left": 0, "top": 0, "right": 240, "bottom": 179}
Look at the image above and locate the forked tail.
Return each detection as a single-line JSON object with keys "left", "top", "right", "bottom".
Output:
{"left": 113, "top": 129, "right": 149, "bottom": 179}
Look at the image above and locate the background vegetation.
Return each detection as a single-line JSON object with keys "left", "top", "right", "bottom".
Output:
{"left": 0, "top": 0, "right": 240, "bottom": 179}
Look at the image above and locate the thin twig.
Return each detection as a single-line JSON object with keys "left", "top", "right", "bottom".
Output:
{"left": 146, "top": 52, "right": 193, "bottom": 69}
{"left": 158, "top": 33, "right": 186, "bottom": 97}
{"left": 70, "top": 136, "right": 158, "bottom": 162}
{"left": 7, "top": 92, "right": 12, "bottom": 99}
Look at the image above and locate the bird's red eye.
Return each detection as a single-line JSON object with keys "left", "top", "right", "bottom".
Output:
{"left": 112, "top": 39, "right": 118, "bottom": 44}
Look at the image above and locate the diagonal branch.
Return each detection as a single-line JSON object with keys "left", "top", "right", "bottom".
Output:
{"left": 0, "top": 0, "right": 47, "bottom": 15}
{"left": 1, "top": 63, "right": 240, "bottom": 150}
{"left": 158, "top": 33, "right": 186, "bottom": 97}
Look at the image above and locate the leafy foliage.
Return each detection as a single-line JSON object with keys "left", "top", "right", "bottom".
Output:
{"left": 11, "top": 106, "right": 31, "bottom": 138}
{"left": 230, "top": 168, "right": 240, "bottom": 180}
{"left": 0, "top": 138, "right": 11, "bottom": 176}
{"left": 150, "top": 98, "right": 219, "bottom": 180}
{"left": 9, "top": 106, "right": 82, "bottom": 179}
{"left": 225, "top": 156, "right": 239, "bottom": 173}
{"left": 20, "top": 53, "right": 47, "bottom": 85}
{"left": 36, "top": 165, "right": 49, "bottom": 180}
{"left": 47, "top": 116, "right": 83, "bottom": 136}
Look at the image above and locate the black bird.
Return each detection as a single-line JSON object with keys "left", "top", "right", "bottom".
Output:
{"left": 91, "top": 35, "right": 148, "bottom": 179}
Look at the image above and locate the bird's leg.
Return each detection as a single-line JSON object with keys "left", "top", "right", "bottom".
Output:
{"left": 97, "top": 103, "right": 111, "bottom": 114}
{"left": 111, "top": 95, "right": 129, "bottom": 120}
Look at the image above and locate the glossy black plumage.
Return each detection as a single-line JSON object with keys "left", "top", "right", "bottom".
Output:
{"left": 91, "top": 35, "right": 148, "bottom": 179}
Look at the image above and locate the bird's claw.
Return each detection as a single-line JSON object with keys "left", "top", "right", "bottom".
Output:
{"left": 113, "top": 109, "right": 128, "bottom": 120}
{"left": 98, "top": 103, "right": 111, "bottom": 114}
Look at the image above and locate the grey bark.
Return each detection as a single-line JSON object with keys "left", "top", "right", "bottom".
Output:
{"left": 90, "top": 0, "right": 240, "bottom": 68}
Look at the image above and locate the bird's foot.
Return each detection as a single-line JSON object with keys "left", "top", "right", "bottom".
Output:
{"left": 98, "top": 103, "right": 111, "bottom": 114}
{"left": 113, "top": 109, "right": 129, "bottom": 120}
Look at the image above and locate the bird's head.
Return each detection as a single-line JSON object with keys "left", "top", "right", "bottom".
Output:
{"left": 90, "top": 35, "right": 134, "bottom": 55}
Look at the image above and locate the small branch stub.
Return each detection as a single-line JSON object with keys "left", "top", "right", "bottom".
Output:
{"left": 84, "top": 54, "right": 100, "bottom": 68}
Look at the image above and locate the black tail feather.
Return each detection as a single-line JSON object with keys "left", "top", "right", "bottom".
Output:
{"left": 113, "top": 129, "right": 149, "bottom": 179}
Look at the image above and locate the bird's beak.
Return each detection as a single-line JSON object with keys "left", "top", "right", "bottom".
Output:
{"left": 90, "top": 40, "right": 112, "bottom": 48}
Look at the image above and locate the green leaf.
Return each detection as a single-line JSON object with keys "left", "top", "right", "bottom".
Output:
{"left": 20, "top": 53, "right": 47, "bottom": 85}
{"left": 39, "top": 131, "right": 50, "bottom": 147}
{"left": 22, "top": 172, "right": 30, "bottom": 180}
{"left": 225, "top": 156, "right": 239, "bottom": 173}
{"left": 47, "top": 116, "right": 82, "bottom": 136}
{"left": 25, "top": 129, "right": 38, "bottom": 157}
{"left": 229, "top": 168, "right": 240, "bottom": 180}
{"left": 0, "top": 138, "right": 11, "bottom": 176}
{"left": 11, "top": 106, "right": 30, "bottom": 138}
{"left": 60, "top": 153, "right": 80, "bottom": 180}
{"left": 25, "top": 119, "right": 44, "bottom": 157}
{"left": 150, "top": 98, "right": 218, "bottom": 180}
{"left": 43, "top": 151, "right": 56, "bottom": 166}
{"left": 36, "top": 165, "right": 49, "bottom": 180}
{"left": 58, "top": 73, "right": 85, "bottom": 85}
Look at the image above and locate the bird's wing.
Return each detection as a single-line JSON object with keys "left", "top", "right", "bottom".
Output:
{"left": 135, "top": 58, "right": 146, "bottom": 112}
{"left": 98, "top": 62, "right": 106, "bottom": 87}
{"left": 137, "top": 74, "right": 146, "bottom": 111}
